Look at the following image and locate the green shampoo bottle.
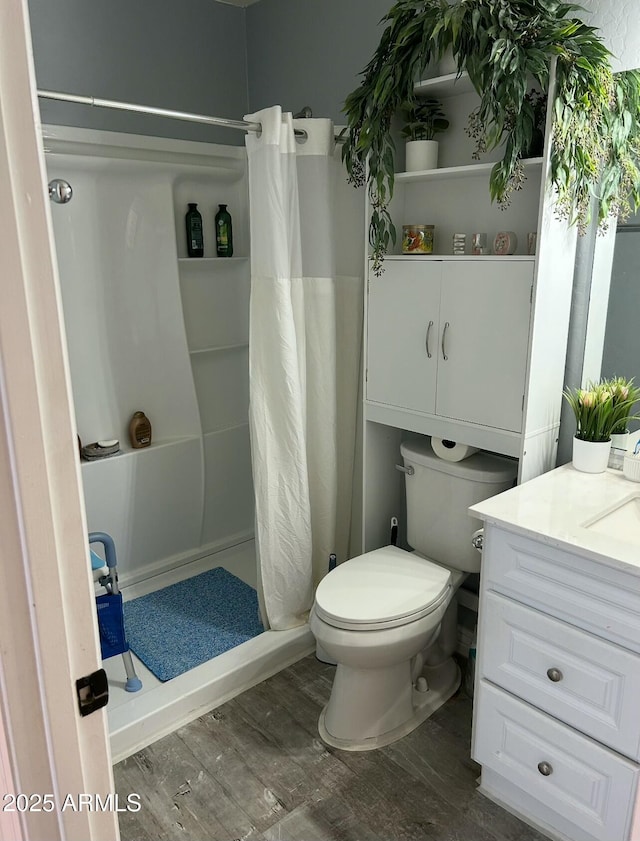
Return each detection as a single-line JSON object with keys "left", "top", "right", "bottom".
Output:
{"left": 215, "top": 204, "right": 233, "bottom": 257}
{"left": 185, "top": 203, "right": 204, "bottom": 257}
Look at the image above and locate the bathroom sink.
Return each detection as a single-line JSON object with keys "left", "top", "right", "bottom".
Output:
{"left": 583, "top": 494, "right": 640, "bottom": 544}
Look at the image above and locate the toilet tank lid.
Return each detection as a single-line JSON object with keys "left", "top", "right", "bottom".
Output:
{"left": 400, "top": 439, "right": 517, "bottom": 483}
{"left": 314, "top": 546, "right": 451, "bottom": 627}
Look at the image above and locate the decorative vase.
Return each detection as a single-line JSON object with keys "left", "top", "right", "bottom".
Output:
{"left": 406, "top": 140, "right": 438, "bottom": 172}
{"left": 572, "top": 436, "right": 611, "bottom": 474}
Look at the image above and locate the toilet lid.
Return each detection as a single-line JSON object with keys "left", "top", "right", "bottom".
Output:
{"left": 314, "top": 546, "right": 451, "bottom": 630}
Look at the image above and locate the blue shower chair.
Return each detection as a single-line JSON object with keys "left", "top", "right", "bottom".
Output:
{"left": 89, "top": 531, "right": 142, "bottom": 692}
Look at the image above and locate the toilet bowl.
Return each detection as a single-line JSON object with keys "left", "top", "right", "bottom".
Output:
{"left": 310, "top": 545, "right": 464, "bottom": 750}
{"left": 310, "top": 439, "right": 517, "bottom": 751}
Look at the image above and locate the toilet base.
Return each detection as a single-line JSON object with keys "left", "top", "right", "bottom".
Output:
{"left": 318, "top": 657, "right": 461, "bottom": 751}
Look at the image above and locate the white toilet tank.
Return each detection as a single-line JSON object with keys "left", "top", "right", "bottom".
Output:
{"left": 400, "top": 438, "right": 517, "bottom": 573}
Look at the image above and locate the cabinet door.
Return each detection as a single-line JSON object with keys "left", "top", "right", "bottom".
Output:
{"left": 436, "top": 261, "right": 533, "bottom": 431}
{"left": 366, "top": 260, "right": 441, "bottom": 414}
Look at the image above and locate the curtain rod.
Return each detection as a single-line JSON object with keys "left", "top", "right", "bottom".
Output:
{"left": 36, "top": 90, "right": 345, "bottom": 142}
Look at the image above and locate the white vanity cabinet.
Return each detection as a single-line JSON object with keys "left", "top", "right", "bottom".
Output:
{"left": 470, "top": 468, "right": 640, "bottom": 841}
{"left": 367, "top": 258, "right": 533, "bottom": 432}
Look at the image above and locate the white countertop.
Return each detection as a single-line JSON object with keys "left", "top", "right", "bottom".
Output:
{"left": 470, "top": 464, "right": 640, "bottom": 574}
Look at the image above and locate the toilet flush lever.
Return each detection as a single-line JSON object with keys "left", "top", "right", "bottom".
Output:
{"left": 395, "top": 464, "right": 414, "bottom": 476}
{"left": 471, "top": 529, "right": 484, "bottom": 551}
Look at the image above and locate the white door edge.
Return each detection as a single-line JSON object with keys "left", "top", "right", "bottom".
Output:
{"left": 0, "top": 3, "right": 118, "bottom": 840}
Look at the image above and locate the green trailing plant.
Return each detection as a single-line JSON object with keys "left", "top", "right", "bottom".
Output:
{"left": 400, "top": 98, "right": 449, "bottom": 141}
{"left": 564, "top": 378, "right": 640, "bottom": 442}
{"left": 341, "top": 0, "right": 640, "bottom": 273}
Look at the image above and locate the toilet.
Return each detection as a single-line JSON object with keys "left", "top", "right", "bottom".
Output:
{"left": 309, "top": 438, "right": 516, "bottom": 751}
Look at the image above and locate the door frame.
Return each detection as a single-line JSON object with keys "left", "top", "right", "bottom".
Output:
{"left": 0, "top": 2, "right": 118, "bottom": 839}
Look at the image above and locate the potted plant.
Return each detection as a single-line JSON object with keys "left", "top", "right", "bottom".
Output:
{"left": 564, "top": 379, "right": 640, "bottom": 473}
{"left": 401, "top": 98, "right": 449, "bottom": 171}
{"left": 606, "top": 376, "right": 640, "bottom": 451}
{"left": 341, "top": 0, "right": 640, "bottom": 274}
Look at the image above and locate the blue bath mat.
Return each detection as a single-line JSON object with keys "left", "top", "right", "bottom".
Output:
{"left": 123, "top": 567, "right": 263, "bottom": 682}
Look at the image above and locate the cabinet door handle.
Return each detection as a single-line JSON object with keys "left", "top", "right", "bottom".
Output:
{"left": 537, "top": 762, "right": 553, "bottom": 777}
{"left": 425, "top": 320, "right": 434, "bottom": 358}
{"left": 547, "top": 668, "right": 563, "bottom": 683}
{"left": 441, "top": 322, "right": 450, "bottom": 361}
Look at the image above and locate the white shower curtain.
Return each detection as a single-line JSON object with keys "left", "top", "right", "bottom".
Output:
{"left": 245, "top": 106, "right": 352, "bottom": 630}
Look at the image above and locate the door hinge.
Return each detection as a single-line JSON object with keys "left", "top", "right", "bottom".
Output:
{"left": 365, "top": 368, "right": 368, "bottom": 383}
{"left": 522, "top": 394, "right": 525, "bottom": 411}
{"left": 530, "top": 283, "right": 534, "bottom": 304}
{"left": 76, "top": 668, "right": 109, "bottom": 717}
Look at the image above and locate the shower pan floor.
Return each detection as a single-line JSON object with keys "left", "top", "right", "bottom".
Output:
{"left": 104, "top": 540, "right": 314, "bottom": 763}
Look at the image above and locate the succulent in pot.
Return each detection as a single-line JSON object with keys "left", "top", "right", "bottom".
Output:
{"left": 401, "top": 98, "right": 449, "bottom": 172}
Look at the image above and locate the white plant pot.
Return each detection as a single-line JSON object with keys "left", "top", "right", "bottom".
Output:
{"left": 610, "top": 431, "right": 630, "bottom": 451}
{"left": 406, "top": 140, "right": 438, "bottom": 173}
{"left": 572, "top": 436, "right": 611, "bottom": 474}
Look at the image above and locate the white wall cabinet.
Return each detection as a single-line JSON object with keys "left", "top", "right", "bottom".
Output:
{"left": 361, "top": 64, "right": 578, "bottom": 554}
{"left": 367, "top": 259, "right": 533, "bottom": 432}
{"left": 471, "top": 521, "right": 640, "bottom": 841}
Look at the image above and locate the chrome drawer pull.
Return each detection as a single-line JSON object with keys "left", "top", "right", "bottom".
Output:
{"left": 425, "top": 320, "right": 434, "bottom": 358}
{"left": 547, "top": 668, "right": 563, "bottom": 683}
{"left": 538, "top": 761, "right": 553, "bottom": 776}
{"left": 441, "top": 322, "right": 449, "bottom": 360}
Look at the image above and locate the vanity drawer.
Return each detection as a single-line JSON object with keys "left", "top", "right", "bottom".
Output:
{"left": 473, "top": 682, "right": 640, "bottom": 841}
{"left": 481, "top": 592, "right": 640, "bottom": 759}
{"left": 484, "top": 527, "right": 640, "bottom": 654}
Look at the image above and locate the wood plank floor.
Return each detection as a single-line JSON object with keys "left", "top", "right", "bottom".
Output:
{"left": 115, "top": 655, "right": 546, "bottom": 841}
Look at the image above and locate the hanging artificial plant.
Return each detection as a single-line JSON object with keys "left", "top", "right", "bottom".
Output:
{"left": 341, "top": 0, "right": 640, "bottom": 273}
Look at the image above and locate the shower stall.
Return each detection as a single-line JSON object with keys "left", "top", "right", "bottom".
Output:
{"left": 45, "top": 125, "right": 290, "bottom": 760}
{"left": 45, "top": 119, "right": 363, "bottom": 761}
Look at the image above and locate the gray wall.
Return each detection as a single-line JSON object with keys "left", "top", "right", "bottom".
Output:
{"left": 579, "top": 0, "right": 640, "bottom": 73}
{"left": 245, "top": 0, "right": 390, "bottom": 123}
{"left": 28, "top": 0, "right": 249, "bottom": 145}
{"left": 27, "top": 0, "right": 640, "bottom": 144}
{"left": 243, "top": 0, "right": 640, "bottom": 125}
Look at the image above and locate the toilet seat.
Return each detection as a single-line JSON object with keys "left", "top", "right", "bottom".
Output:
{"left": 314, "top": 546, "right": 451, "bottom": 631}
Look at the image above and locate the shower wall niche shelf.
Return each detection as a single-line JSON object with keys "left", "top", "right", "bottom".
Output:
{"left": 79, "top": 436, "right": 200, "bottom": 463}
{"left": 360, "top": 61, "right": 578, "bottom": 556}
{"left": 178, "top": 257, "right": 249, "bottom": 265}
{"left": 173, "top": 172, "right": 249, "bottom": 260}
{"left": 189, "top": 342, "right": 249, "bottom": 356}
